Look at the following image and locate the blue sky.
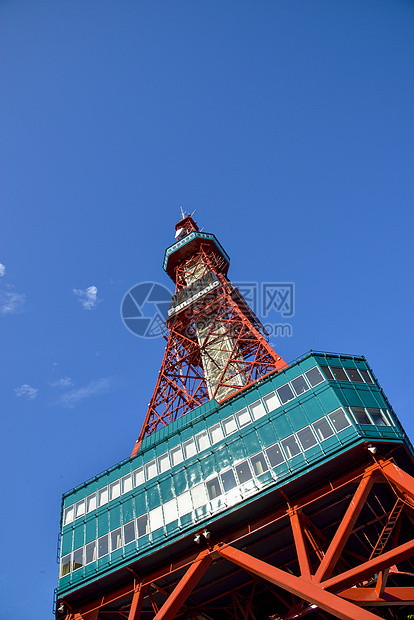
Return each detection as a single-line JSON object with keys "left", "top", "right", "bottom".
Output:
{"left": 1, "top": 1, "right": 414, "bottom": 618}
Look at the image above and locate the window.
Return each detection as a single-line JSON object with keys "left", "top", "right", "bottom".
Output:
{"left": 196, "top": 430, "right": 210, "bottom": 452}
{"left": 328, "top": 408, "right": 350, "bottom": 432}
{"left": 111, "top": 528, "right": 122, "bottom": 551}
{"left": 183, "top": 438, "right": 196, "bottom": 459}
{"left": 98, "top": 534, "right": 108, "bottom": 558}
{"left": 266, "top": 443, "right": 284, "bottom": 467}
{"left": 75, "top": 499, "right": 85, "bottom": 518}
{"left": 249, "top": 399, "right": 266, "bottom": 420}
{"left": 305, "top": 367, "right": 324, "bottom": 387}
{"left": 235, "top": 460, "right": 253, "bottom": 484}
{"left": 297, "top": 426, "right": 318, "bottom": 450}
{"left": 351, "top": 407, "right": 373, "bottom": 425}
{"left": 360, "top": 369, "right": 374, "bottom": 384}
{"left": 98, "top": 487, "right": 108, "bottom": 507}
{"left": 177, "top": 491, "right": 192, "bottom": 516}
{"left": 163, "top": 499, "right": 178, "bottom": 524}
{"left": 206, "top": 477, "right": 221, "bottom": 500}
{"left": 251, "top": 453, "right": 268, "bottom": 476}
{"left": 170, "top": 445, "right": 184, "bottom": 466}
{"left": 109, "top": 480, "right": 120, "bottom": 500}
{"left": 191, "top": 483, "right": 208, "bottom": 508}
{"left": 86, "top": 493, "right": 96, "bottom": 513}
{"left": 368, "top": 408, "right": 390, "bottom": 427}
{"left": 263, "top": 391, "right": 280, "bottom": 412}
{"left": 64, "top": 506, "right": 74, "bottom": 526}
{"left": 235, "top": 407, "right": 251, "bottom": 428}
{"left": 121, "top": 474, "right": 133, "bottom": 494}
{"left": 277, "top": 383, "right": 295, "bottom": 404}
{"left": 137, "top": 514, "right": 149, "bottom": 537}
{"left": 133, "top": 467, "right": 144, "bottom": 487}
{"left": 222, "top": 416, "right": 237, "bottom": 436}
{"left": 145, "top": 459, "right": 157, "bottom": 481}
{"left": 331, "top": 366, "right": 349, "bottom": 382}
{"left": 209, "top": 423, "right": 224, "bottom": 444}
{"left": 60, "top": 554, "right": 71, "bottom": 577}
{"left": 157, "top": 453, "right": 170, "bottom": 474}
{"left": 291, "top": 376, "right": 310, "bottom": 396}
{"left": 124, "top": 521, "right": 136, "bottom": 545}
{"left": 85, "top": 541, "right": 96, "bottom": 564}
{"left": 313, "top": 417, "right": 334, "bottom": 441}
{"left": 320, "top": 365, "right": 334, "bottom": 380}
{"left": 346, "top": 368, "right": 364, "bottom": 383}
{"left": 73, "top": 548, "right": 83, "bottom": 571}
{"left": 149, "top": 506, "right": 163, "bottom": 531}
{"left": 221, "top": 469, "right": 237, "bottom": 492}
{"left": 281, "top": 435, "right": 301, "bottom": 459}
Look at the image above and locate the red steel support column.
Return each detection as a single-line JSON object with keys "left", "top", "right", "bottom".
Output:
{"left": 128, "top": 585, "right": 145, "bottom": 620}
{"left": 152, "top": 551, "right": 212, "bottom": 620}
{"left": 217, "top": 544, "right": 381, "bottom": 620}
{"left": 379, "top": 459, "right": 414, "bottom": 504}
{"left": 290, "top": 510, "right": 312, "bottom": 580}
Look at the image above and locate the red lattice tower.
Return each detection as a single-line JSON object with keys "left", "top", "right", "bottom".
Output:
{"left": 131, "top": 215, "right": 286, "bottom": 456}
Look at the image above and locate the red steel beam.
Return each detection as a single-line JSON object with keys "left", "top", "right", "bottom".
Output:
{"left": 128, "top": 585, "right": 145, "bottom": 620}
{"left": 290, "top": 510, "right": 312, "bottom": 580}
{"left": 379, "top": 459, "right": 414, "bottom": 504}
{"left": 152, "top": 551, "right": 212, "bottom": 620}
{"left": 339, "top": 586, "right": 414, "bottom": 605}
{"left": 216, "top": 544, "right": 381, "bottom": 620}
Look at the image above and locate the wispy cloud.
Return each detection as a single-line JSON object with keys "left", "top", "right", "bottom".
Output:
{"left": 15, "top": 384, "right": 38, "bottom": 400}
{"left": 59, "top": 377, "right": 112, "bottom": 408}
{"left": 0, "top": 263, "right": 5, "bottom": 277}
{"left": 0, "top": 286, "right": 25, "bottom": 315}
{"left": 51, "top": 376, "right": 74, "bottom": 388}
{"left": 73, "top": 285, "right": 99, "bottom": 310}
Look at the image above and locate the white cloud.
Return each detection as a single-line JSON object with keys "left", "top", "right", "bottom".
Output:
{"left": 60, "top": 377, "right": 112, "bottom": 408}
{"left": 15, "top": 384, "right": 38, "bottom": 400}
{"left": 0, "top": 263, "right": 5, "bottom": 276}
{"left": 51, "top": 377, "right": 74, "bottom": 388}
{"left": 73, "top": 285, "right": 99, "bottom": 310}
{"left": 0, "top": 286, "right": 25, "bottom": 315}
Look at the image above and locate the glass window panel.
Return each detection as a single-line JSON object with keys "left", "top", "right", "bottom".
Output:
{"left": 145, "top": 459, "right": 157, "bottom": 481}
{"left": 320, "top": 365, "right": 334, "bottom": 380}
{"left": 263, "top": 391, "right": 280, "bottom": 412}
{"left": 136, "top": 514, "right": 149, "bottom": 538}
{"left": 191, "top": 483, "right": 208, "bottom": 508}
{"left": 163, "top": 499, "right": 178, "bottom": 524}
{"left": 331, "top": 366, "right": 349, "bottom": 382}
{"left": 266, "top": 444, "right": 284, "bottom": 467}
{"left": 222, "top": 416, "right": 237, "bottom": 436}
{"left": 86, "top": 494, "right": 96, "bottom": 513}
{"left": 124, "top": 521, "right": 135, "bottom": 545}
{"left": 64, "top": 506, "right": 74, "bottom": 525}
{"left": 98, "top": 534, "right": 108, "bottom": 558}
{"left": 249, "top": 400, "right": 266, "bottom": 420}
{"left": 73, "top": 548, "right": 83, "bottom": 571}
{"left": 196, "top": 430, "right": 210, "bottom": 452}
{"left": 170, "top": 445, "right": 184, "bottom": 466}
{"left": 177, "top": 491, "right": 192, "bottom": 516}
{"left": 157, "top": 453, "right": 170, "bottom": 474}
{"left": 133, "top": 467, "right": 144, "bottom": 487}
{"left": 251, "top": 453, "right": 268, "bottom": 476}
{"left": 111, "top": 528, "right": 122, "bottom": 551}
{"left": 276, "top": 383, "right": 295, "bottom": 404}
{"left": 328, "top": 408, "right": 351, "bottom": 432}
{"left": 183, "top": 438, "right": 196, "bottom": 459}
{"left": 206, "top": 477, "right": 221, "bottom": 500}
{"left": 352, "top": 407, "right": 373, "bottom": 425}
{"left": 360, "top": 369, "right": 374, "bottom": 384}
{"left": 85, "top": 541, "right": 96, "bottom": 564}
{"left": 209, "top": 423, "right": 224, "bottom": 444}
{"left": 149, "top": 506, "right": 163, "bottom": 531}
{"left": 346, "top": 368, "right": 364, "bottom": 383}
{"left": 281, "top": 435, "right": 301, "bottom": 459}
{"left": 313, "top": 418, "right": 334, "bottom": 441}
{"left": 235, "top": 407, "right": 251, "bottom": 428}
{"left": 98, "top": 487, "right": 108, "bottom": 507}
{"left": 60, "top": 554, "right": 71, "bottom": 577}
{"left": 109, "top": 480, "right": 120, "bottom": 500}
{"left": 121, "top": 474, "right": 133, "bottom": 494}
{"left": 297, "top": 426, "right": 318, "bottom": 450}
{"left": 221, "top": 469, "right": 237, "bottom": 492}
{"left": 75, "top": 499, "right": 85, "bottom": 518}
{"left": 305, "top": 367, "right": 324, "bottom": 387}
{"left": 291, "top": 376, "right": 310, "bottom": 396}
{"left": 235, "top": 460, "right": 253, "bottom": 484}
{"left": 368, "top": 408, "right": 390, "bottom": 427}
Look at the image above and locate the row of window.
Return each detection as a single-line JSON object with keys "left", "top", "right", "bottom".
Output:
{"left": 63, "top": 366, "right": 326, "bottom": 526}
{"left": 60, "top": 408, "right": 354, "bottom": 577}
{"left": 348, "top": 407, "right": 392, "bottom": 427}
{"left": 321, "top": 365, "right": 374, "bottom": 385}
